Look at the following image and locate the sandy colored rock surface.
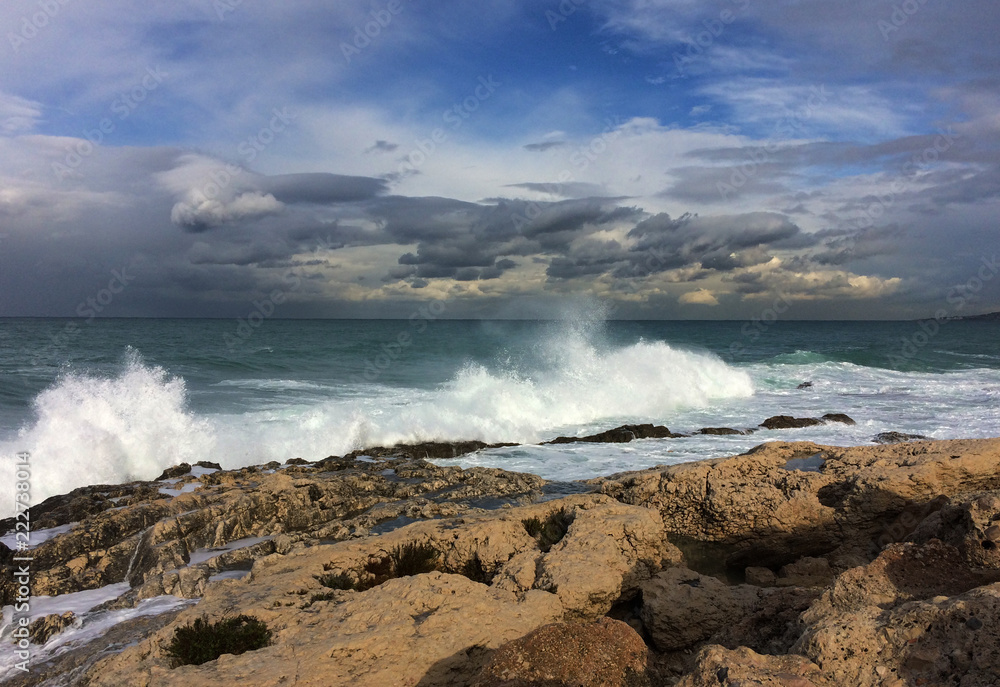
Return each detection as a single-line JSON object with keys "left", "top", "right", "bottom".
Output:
{"left": 595, "top": 438, "right": 1000, "bottom": 571}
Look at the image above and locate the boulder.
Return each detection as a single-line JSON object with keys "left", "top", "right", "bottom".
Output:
{"left": 471, "top": 618, "right": 651, "bottom": 687}
{"left": 760, "top": 416, "right": 824, "bottom": 430}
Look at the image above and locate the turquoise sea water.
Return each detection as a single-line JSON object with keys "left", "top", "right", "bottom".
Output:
{"left": 1, "top": 317, "right": 999, "bottom": 514}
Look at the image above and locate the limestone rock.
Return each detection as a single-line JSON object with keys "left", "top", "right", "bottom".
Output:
{"left": 543, "top": 424, "right": 683, "bottom": 444}
{"left": 793, "top": 540, "right": 1000, "bottom": 686}
{"left": 676, "top": 646, "right": 832, "bottom": 687}
{"left": 471, "top": 618, "right": 651, "bottom": 687}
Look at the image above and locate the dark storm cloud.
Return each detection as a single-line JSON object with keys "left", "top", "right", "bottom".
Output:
{"left": 254, "top": 173, "right": 388, "bottom": 204}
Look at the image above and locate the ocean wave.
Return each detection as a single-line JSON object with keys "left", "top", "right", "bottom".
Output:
{"left": 0, "top": 337, "right": 754, "bottom": 515}
{"left": 0, "top": 351, "right": 214, "bottom": 517}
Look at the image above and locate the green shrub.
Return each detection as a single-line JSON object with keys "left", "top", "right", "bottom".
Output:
{"left": 316, "top": 572, "right": 356, "bottom": 590}
{"left": 391, "top": 541, "right": 440, "bottom": 576}
{"left": 166, "top": 615, "right": 271, "bottom": 667}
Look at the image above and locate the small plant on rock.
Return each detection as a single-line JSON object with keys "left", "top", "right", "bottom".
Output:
{"left": 165, "top": 615, "right": 271, "bottom": 667}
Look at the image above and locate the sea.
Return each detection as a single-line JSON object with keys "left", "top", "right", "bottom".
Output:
{"left": 1, "top": 316, "right": 999, "bottom": 517}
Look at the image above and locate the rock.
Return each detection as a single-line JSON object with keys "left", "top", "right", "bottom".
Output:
{"left": 195, "top": 460, "right": 223, "bottom": 471}
{"left": 820, "top": 413, "right": 855, "bottom": 425}
{"left": 27, "top": 611, "right": 76, "bottom": 644}
{"left": 793, "top": 540, "right": 1000, "bottom": 686}
{"left": 745, "top": 566, "right": 777, "bottom": 586}
{"left": 777, "top": 556, "right": 834, "bottom": 587}
{"left": 639, "top": 567, "right": 758, "bottom": 651}
{"left": 543, "top": 424, "right": 683, "bottom": 444}
{"left": 873, "top": 431, "right": 929, "bottom": 444}
{"left": 595, "top": 438, "right": 1000, "bottom": 573}
{"left": 471, "top": 618, "right": 651, "bottom": 687}
{"left": 696, "top": 427, "right": 749, "bottom": 436}
{"left": 88, "top": 572, "right": 563, "bottom": 687}
{"left": 341, "top": 440, "right": 518, "bottom": 460}
{"left": 155, "top": 463, "right": 193, "bottom": 480}
{"left": 497, "top": 498, "right": 680, "bottom": 618}
{"left": 639, "top": 568, "right": 820, "bottom": 655}
{"left": 677, "top": 646, "right": 832, "bottom": 686}
{"left": 760, "top": 415, "right": 824, "bottom": 429}
{"left": 0, "top": 456, "right": 546, "bottom": 603}
{"left": 797, "top": 381, "right": 814, "bottom": 389}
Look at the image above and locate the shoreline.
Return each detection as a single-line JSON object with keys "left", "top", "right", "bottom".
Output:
{"left": 2, "top": 434, "right": 1000, "bottom": 685}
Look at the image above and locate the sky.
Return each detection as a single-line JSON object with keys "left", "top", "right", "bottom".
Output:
{"left": 0, "top": 0, "right": 998, "bottom": 320}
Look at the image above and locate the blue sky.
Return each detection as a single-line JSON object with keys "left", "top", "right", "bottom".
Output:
{"left": 1, "top": 0, "right": 998, "bottom": 318}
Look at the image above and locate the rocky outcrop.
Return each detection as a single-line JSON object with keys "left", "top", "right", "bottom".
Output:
{"left": 471, "top": 618, "right": 651, "bottom": 687}
{"left": 6, "top": 436, "right": 1000, "bottom": 686}
{"left": 75, "top": 495, "right": 671, "bottom": 686}
{"left": 0, "top": 456, "right": 545, "bottom": 604}
{"left": 543, "top": 424, "right": 683, "bottom": 444}
{"left": 792, "top": 540, "right": 1000, "bottom": 686}
{"left": 873, "top": 431, "right": 930, "bottom": 444}
{"left": 594, "top": 438, "right": 1000, "bottom": 573}
{"left": 696, "top": 427, "right": 751, "bottom": 436}
{"left": 759, "top": 413, "right": 855, "bottom": 430}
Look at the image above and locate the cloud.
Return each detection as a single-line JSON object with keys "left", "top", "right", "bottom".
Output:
{"left": 678, "top": 288, "right": 719, "bottom": 305}
{"left": 0, "top": 92, "right": 42, "bottom": 135}
{"left": 523, "top": 141, "right": 565, "bottom": 152}
{"left": 170, "top": 191, "right": 284, "bottom": 230}
{"left": 365, "top": 140, "right": 399, "bottom": 153}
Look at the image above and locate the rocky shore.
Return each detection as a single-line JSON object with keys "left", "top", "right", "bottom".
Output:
{"left": 2, "top": 426, "right": 1000, "bottom": 686}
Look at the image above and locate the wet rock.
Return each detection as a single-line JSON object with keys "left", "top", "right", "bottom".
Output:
{"left": 696, "top": 427, "right": 750, "bottom": 436}
{"left": 471, "top": 618, "right": 651, "bottom": 687}
{"left": 342, "top": 440, "right": 517, "bottom": 460}
{"left": 28, "top": 611, "right": 76, "bottom": 644}
{"left": 760, "top": 415, "right": 824, "bottom": 430}
{"left": 543, "top": 424, "right": 683, "bottom": 444}
{"left": 156, "top": 463, "right": 193, "bottom": 480}
{"left": 873, "top": 431, "right": 929, "bottom": 444}
{"left": 797, "top": 381, "right": 814, "bottom": 389}
{"left": 820, "top": 413, "right": 855, "bottom": 425}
